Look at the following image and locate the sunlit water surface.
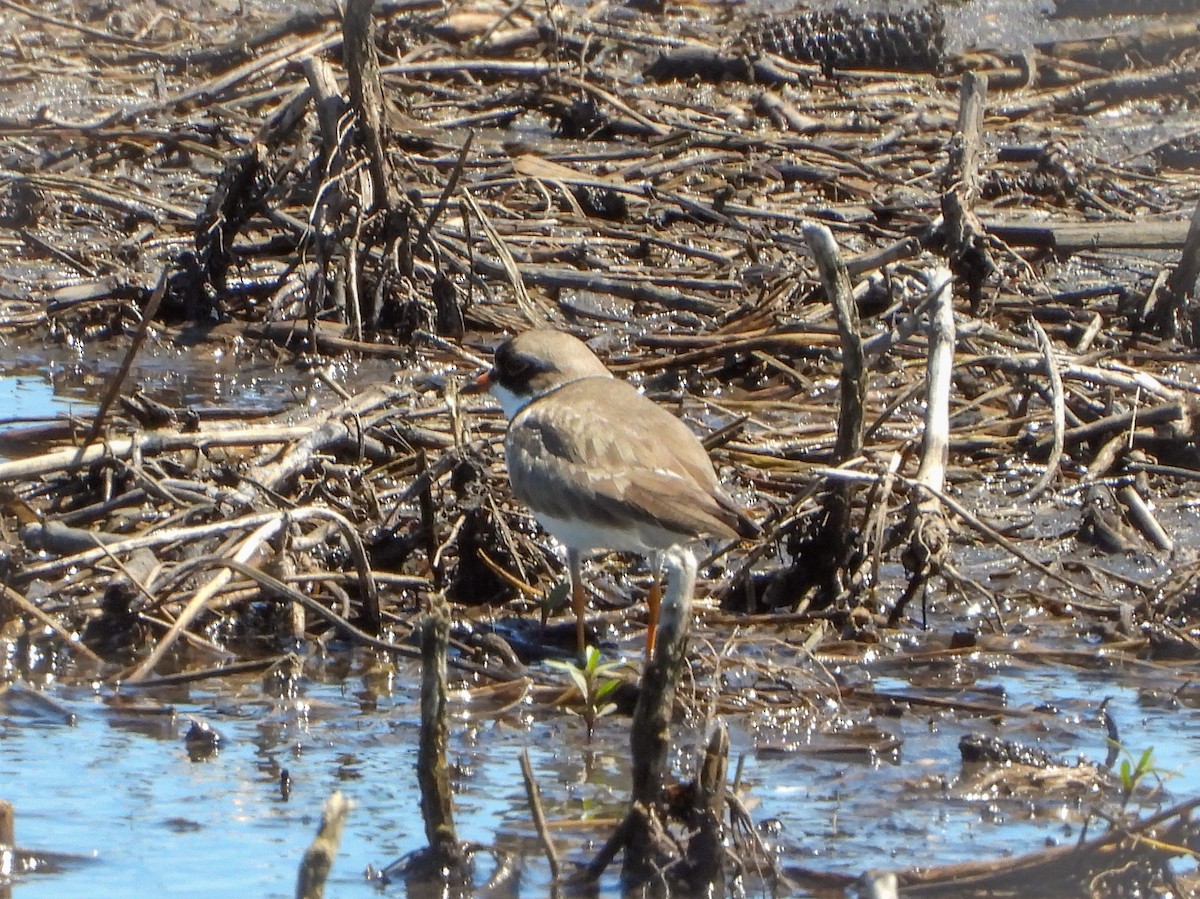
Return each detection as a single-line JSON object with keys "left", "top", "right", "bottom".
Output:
{"left": 3, "top": 649, "right": 1200, "bottom": 897}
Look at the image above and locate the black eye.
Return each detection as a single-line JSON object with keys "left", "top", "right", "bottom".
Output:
{"left": 496, "top": 343, "right": 548, "bottom": 390}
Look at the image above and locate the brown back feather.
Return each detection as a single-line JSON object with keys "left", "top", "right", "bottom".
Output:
{"left": 506, "top": 378, "right": 754, "bottom": 543}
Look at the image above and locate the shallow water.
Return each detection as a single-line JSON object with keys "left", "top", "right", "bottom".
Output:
{"left": 4, "top": 645, "right": 1199, "bottom": 897}
{"left": 0, "top": 373, "right": 89, "bottom": 428}
{"left": 0, "top": 343, "right": 306, "bottom": 428}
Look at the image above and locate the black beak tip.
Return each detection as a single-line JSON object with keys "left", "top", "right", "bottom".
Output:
{"left": 462, "top": 370, "right": 493, "bottom": 395}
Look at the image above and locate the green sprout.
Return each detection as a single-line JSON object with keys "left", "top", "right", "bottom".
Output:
{"left": 548, "top": 645, "right": 622, "bottom": 740}
{"left": 1116, "top": 745, "right": 1158, "bottom": 806}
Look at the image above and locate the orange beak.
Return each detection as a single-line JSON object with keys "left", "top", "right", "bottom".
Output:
{"left": 462, "top": 369, "right": 494, "bottom": 395}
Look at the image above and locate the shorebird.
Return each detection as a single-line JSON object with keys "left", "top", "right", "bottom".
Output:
{"left": 472, "top": 329, "right": 758, "bottom": 655}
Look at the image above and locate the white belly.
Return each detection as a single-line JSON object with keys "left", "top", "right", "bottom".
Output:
{"left": 532, "top": 510, "right": 685, "bottom": 555}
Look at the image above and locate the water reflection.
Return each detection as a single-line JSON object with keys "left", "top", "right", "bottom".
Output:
{"left": 1, "top": 648, "right": 1198, "bottom": 897}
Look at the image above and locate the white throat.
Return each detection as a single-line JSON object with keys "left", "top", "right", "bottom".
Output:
{"left": 489, "top": 383, "right": 533, "bottom": 420}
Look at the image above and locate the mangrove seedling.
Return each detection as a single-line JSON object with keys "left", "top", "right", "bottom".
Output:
{"left": 548, "top": 645, "right": 622, "bottom": 740}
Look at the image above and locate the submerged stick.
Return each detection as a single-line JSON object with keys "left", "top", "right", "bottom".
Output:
{"left": 69, "top": 267, "right": 168, "bottom": 470}
{"left": 416, "top": 594, "right": 466, "bottom": 870}
{"left": 295, "top": 791, "right": 351, "bottom": 899}
{"left": 888, "top": 796, "right": 1200, "bottom": 893}
{"left": 123, "top": 504, "right": 380, "bottom": 681}
{"left": 519, "top": 748, "right": 561, "bottom": 882}
{"left": 1, "top": 584, "right": 105, "bottom": 667}
{"left": 625, "top": 546, "right": 698, "bottom": 883}
{"left": 126, "top": 515, "right": 287, "bottom": 683}
{"left": 682, "top": 723, "right": 729, "bottom": 892}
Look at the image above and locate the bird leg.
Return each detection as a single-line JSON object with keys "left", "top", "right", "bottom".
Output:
{"left": 568, "top": 547, "right": 587, "bottom": 656}
{"left": 644, "top": 574, "right": 662, "bottom": 660}
{"left": 643, "top": 550, "right": 666, "bottom": 660}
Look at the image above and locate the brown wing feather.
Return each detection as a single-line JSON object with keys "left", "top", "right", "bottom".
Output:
{"left": 506, "top": 378, "right": 750, "bottom": 543}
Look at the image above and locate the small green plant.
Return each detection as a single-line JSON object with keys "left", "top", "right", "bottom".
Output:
{"left": 1116, "top": 745, "right": 1157, "bottom": 805}
{"left": 548, "top": 645, "right": 622, "bottom": 740}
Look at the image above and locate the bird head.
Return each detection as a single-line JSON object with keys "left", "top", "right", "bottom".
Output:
{"left": 469, "top": 330, "right": 613, "bottom": 419}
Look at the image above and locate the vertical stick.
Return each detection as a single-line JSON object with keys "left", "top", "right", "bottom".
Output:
{"left": 682, "top": 723, "right": 729, "bottom": 891}
{"left": 941, "top": 71, "right": 994, "bottom": 310}
{"left": 1158, "top": 200, "right": 1200, "bottom": 339}
{"left": 626, "top": 546, "right": 697, "bottom": 883}
{"left": 803, "top": 223, "right": 866, "bottom": 601}
{"left": 417, "top": 595, "right": 463, "bottom": 866}
{"left": 342, "top": 0, "right": 393, "bottom": 211}
{"left": 913, "top": 270, "right": 955, "bottom": 498}
{"left": 0, "top": 799, "right": 14, "bottom": 849}
{"left": 804, "top": 222, "right": 865, "bottom": 464}
{"left": 294, "top": 792, "right": 351, "bottom": 899}
{"left": 893, "top": 269, "right": 955, "bottom": 625}
{"left": 519, "top": 748, "right": 561, "bottom": 882}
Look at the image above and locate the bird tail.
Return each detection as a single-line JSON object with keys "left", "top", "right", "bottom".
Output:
{"left": 714, "top": 489, "right": 760, "bottom": 540}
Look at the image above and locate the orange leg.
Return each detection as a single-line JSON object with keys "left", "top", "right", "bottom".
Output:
{"left": 644, "top": 574, "right": 662, "bottom": 660}
{"left": 568, "top": 548, "right": 587, "bottom": 656}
